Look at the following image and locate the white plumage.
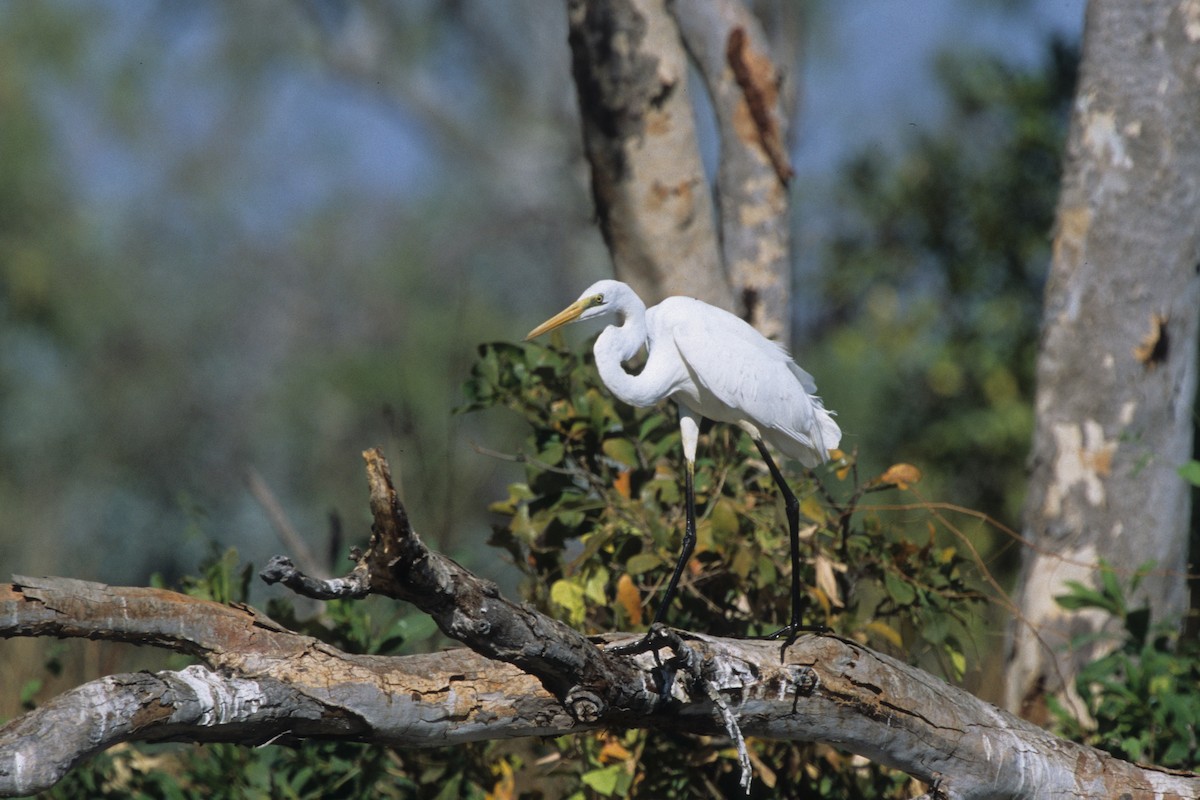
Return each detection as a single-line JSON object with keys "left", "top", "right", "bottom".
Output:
{"left": 527, "top": 279, "right": 840, "bottom": 639}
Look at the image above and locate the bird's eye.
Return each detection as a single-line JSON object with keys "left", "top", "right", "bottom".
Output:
{"left": 591, "top": 294, "right": 604, "bottom": 306}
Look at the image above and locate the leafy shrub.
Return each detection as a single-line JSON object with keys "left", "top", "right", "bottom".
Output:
{"left": 459, "top": 340, "right": 987, "bottom": 796}
{"left": 1050, "top": 564, "right": 1199, "bottom": 769}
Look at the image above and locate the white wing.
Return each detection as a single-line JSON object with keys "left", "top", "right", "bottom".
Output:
{"left": 649, "top": 297, "right": 840, "bottom": 466}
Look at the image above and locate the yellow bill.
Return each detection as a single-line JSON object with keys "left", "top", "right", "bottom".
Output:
{"left": 525, "top": 299, "right": 589, "bottom": 340}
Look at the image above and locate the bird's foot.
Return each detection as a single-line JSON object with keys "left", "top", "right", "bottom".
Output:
{"left": 606, "top": 625, "right": 699, "bottom": 705}
{"left": 607, "top": 623, "right": 674, "bottom": 659}
{"left": 761, "top": 621, "right": 830, "bottom": 662}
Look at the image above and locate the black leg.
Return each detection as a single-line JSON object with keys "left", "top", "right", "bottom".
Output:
{"left": 754, "top": 440, "right": 827, "bottom": 653}
{"left": 608, "top": 461, "right": 697, "bottom": 662}
{"left": 652, "top": 460, "right": 696, "bottom": 627}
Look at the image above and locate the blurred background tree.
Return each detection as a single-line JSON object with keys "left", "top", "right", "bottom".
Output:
{"left": 1004, "top": 0, "right": 1200, "bottom": 722}
{"left": 0, "top": 0, "right": 613, "bottom": 718}
{"left": 814, "top": 38, "right": 1077, "bottom": 553}
{"left": 0, "top": 2, "right": 606, "bottom": 593}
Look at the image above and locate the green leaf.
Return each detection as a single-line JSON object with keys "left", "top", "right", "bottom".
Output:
{"left": 1098, "top": 566, "right": 1124, "bottom": 616}
{"left": 709, "top": 497, "right": 740, "bottom": 538}
{"left": 601, "top": 437, "right": 639, "bottom": 467}
{"left": 1178, "top": 460, "right": 1200, "bottom": 486}
{"left": 638, "top": 412, "right": 669, "bottom": 440}
{"left": 433, "top": 772, "right": 464, "bottom": 800}
{"left": 580, "top": 765, "right": 623, "bottom": 796}
{"left": 1162, "top": 738, "right": 1190, "bottom": 766}
{"left": 946, "top": 646, "right": 967, "bottom": 679}
{"left": 729, "top": 545, "right": 755, "bottom": 579}
{"left": 625, "top": 552, "right": 663, "bottom": 576}
{"left": 585, "top": 566, "right": 610, "bottom": 605}
{"left": 1055, "top": 580, "right": 1120, "bottom": 616}
{"left": 922, "top": 610, "right": 949, "bottom": 644}
{"left": 19, "top": 678, "right": 42, "bottom": 710}
{"left": 538, "top": 440, "right": 565, "bottom": 466}
{"left": 756, "top": 554, "right": 778, "bottom": 587}
{"left": 550, "top": 579, "right": 587, "bottom": 625}
{"left": 647, "top": 431, "right": 681, "bottom": 461}
{"left": 884, "top": 572, "right": 916, "bottom": 605}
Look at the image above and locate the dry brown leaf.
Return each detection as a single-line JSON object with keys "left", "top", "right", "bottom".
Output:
{"left": 598, "top": 736, "right": 634, "bottom": 764}
{"left": 616, "top": 573, "right": 643, "bottom": 627}
{"left": 878, "top": 463, "right": 922, "bottom": 489}
{"left": 814, "top": 554, "right": 844, "bottom": 609}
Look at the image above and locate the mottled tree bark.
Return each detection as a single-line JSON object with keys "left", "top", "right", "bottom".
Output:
{"left": 1005, "top": 0, "right": 1200, "bottom": 719}
{"left": 672, "top": 0, "right": 794, "bottom": 340}
{"left": 566, "top": 0, "right": 795, "bottom": 338}
{"left": 567, "top": 0, "right": 730, "bottom": 310}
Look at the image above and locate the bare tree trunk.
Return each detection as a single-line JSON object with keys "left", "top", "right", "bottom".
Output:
{"left": 567, "top": 0, "right": 730, "bottom": 310}
{"left": 1005, "top": 0, "right": 1200, "bottom": 720}
{"left": 3, "top": 449, "right": 1198, "bottom": 799}
{"left": 672, "top": 0, "right": 794, "bottom": 340}
{"left": 566, "top": 0, "right": 795, "bottom": 337}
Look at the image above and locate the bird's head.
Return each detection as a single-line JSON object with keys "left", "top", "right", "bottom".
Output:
{"left": 525, "top": 280, "right": 629, "bottom": 340}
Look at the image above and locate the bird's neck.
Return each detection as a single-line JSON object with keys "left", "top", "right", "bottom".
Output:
{"left": 599, "top": 308, "right": 646, "bottom": 361}
{"left": 593, "top": 307, "right": 659, "bottom": 408}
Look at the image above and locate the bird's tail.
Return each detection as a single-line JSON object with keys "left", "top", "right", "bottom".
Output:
{"left": 812, "top": 402, "right": 841, "bottom": 463}
{"left": 775, "top": 398, "right": 841, "bottom": 468}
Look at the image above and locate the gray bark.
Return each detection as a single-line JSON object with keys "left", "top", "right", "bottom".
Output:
{"left": 567, "top": 0, "right": 731, "bottom": 310}
{"left": 5, "top": 581, "right": 1197, "bottom": 799}
{"left": 1005, "top": 0, "right": 1200, "bottom": 719}
{"left": 672, "top": 0, "right": 794, "bottom": 340}
{"left": 566, "top": 0, "right": 796, "bottom": 338}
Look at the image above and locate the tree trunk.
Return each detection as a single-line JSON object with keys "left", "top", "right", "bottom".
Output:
{"left": 566, "top": 0, "right": 795, "bottom": 338}
{"left": 567, "top": 0, "right": 729, "bottom": 310}
{"left": 1004, "top": 0, "right": 1200, "bottom": 720}
{"left": 671, "top": 0, "right": 794, "bottom": 341}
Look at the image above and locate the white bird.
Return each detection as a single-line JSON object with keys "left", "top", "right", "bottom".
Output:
{"left": 526, "top": 279, "right": 840, "bottom": 642}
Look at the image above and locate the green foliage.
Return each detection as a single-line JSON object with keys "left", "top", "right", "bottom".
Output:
{"left": 1049, "top": 564, "right": 1200, "bottom": 769}
{"left": 163, "top": 542, "right": 255, "bottom": 606}
{"left": 1179, "top": 460, "right": 1200, "bottom": 488}
{"left": 19, "top": 643, "right": 63, "bottom": 713}
{"left": 461, "top": 340, "right": 986, "bottom": 796}
{"left": 265, "top": 595, "right": 423, "bottom": 657}
{"left": 49, "top": 729, "right": 510, "bottom": 800}
{"left": 47, "top": 739, "right": 438, "bottom": 800}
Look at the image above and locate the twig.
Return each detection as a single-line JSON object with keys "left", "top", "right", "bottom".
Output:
{"left": 247, "top": 468, "right": 327, "bottom": 579}
{"left": 259, "top": 556, "right": 369, "bottom": 600}
{"left": 631, "top": 627, "right": 754, "bottom": 794}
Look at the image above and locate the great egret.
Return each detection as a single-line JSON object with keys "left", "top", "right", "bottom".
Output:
{"left": 525, "top": 279, "right": 840, "bottom": 643}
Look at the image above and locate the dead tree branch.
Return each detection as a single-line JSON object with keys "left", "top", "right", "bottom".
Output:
{"left": 3, "top": 448, "right": 1199, "bottom": 798}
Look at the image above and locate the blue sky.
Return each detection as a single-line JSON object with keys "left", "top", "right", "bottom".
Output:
{"left": 796, "top": 0, "right": 1085, "bottom": 174}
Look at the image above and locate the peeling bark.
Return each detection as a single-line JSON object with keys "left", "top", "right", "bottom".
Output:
{"left": 1005, "top": 0, "right": 1200, "bottom": 719}
{"left": 672, "top": 0, "right": 793, "bottom": 339}
{"left": 566, "top": 0, "right": 799, "bottom": 340}
{"left": 3, "top": 449, "right": 1198, "bottom": 798}
{"left": 567, "top": 0, "right": 730, "bottom": 309}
